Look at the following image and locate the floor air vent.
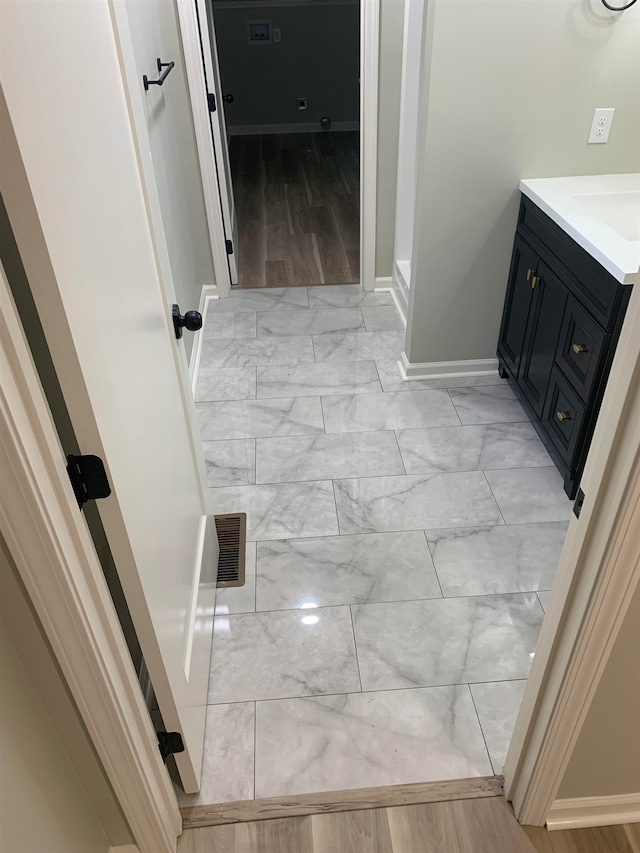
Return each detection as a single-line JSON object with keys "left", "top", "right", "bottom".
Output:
{"left": 214, "top": 513, "right": 246, "bottom": 588}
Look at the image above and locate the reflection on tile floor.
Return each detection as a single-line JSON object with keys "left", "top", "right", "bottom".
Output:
{"left": 179, "top": 284, "right": 572, "bottom": 808}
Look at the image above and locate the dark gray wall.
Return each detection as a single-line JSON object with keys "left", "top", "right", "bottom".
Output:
{"left": 212, "top": 1, "right": 360, "bottom": 128}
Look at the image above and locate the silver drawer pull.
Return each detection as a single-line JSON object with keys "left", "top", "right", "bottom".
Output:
{"left": 556, "top": 410, "right": 572, "bottom": 422}
{"left": 572, "top": 343, "right": 587, "bottom": 354}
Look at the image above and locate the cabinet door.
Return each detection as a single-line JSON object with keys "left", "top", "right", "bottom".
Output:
{"left": 519, "top": 261, "right": 568, "bottom": 416}
{"left": 497, "top": 235, "right": 538, "bottom": 376}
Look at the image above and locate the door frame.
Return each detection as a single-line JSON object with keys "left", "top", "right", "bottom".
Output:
{"left": 177, "top": 0, "right": 379, "bottom": 292}
{"left": 0, "top": 265, "right": 180, "bottom": 853}
{"left": 175, "top": 0, "right": 232, "bottom": 298}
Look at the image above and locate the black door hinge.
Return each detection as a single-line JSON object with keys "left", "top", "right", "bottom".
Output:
{"left": 157, "top": 731, "right": 185, "bottom": 763}
{"left": 66, "top": 454, "right": 111, "bottom": 510}
{"left": 207, "top": 92, "right": 216, "bottom": 112}
{"left": 225, "top": 239, "right": 233, "bottom": 255}
{"left": 573, "top": 487, "right": 585, "bottom": 519}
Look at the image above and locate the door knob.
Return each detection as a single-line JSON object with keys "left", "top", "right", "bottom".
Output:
{"left": 223, "top": 93, "right": 234, "bottom": 104}
{"left": 172, "top": 304, "right": 202, "bottom": 339}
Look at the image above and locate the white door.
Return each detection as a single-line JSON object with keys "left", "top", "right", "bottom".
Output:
{"left": 195, "top": 0, "right": 239, "bottom": 283}
{"left": 1, "top": 0, "right": 216, "bottom": 793}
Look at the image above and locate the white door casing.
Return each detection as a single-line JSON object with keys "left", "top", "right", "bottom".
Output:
{"left": 1, "top": 0, "right": 216, "bottom": 793}
{"left": 194, "top": 0, "right": 239, "bottom": 284}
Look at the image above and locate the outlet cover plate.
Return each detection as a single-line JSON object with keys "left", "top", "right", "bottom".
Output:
{"left": 588, "top": 108, "right": 615, "bottom": 144}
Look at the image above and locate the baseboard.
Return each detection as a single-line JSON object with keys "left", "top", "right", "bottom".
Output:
{"left": 399, "top": 351, "right": 499, "bottom": 381}
{"left": 180, "top": 775, "right": 504, "bottom": 829}
{"left": 108, "top": 846, "right": 140, "bottom": 853}
{"left": 375, "top": 274, "right": 407, "bottom": 325}
{"left": 189, "top": 285, "right": 219, "bottom": 395}
{"left": 546, "top": 794, "right": 640, "bottom": 831}
{"left": 227, "top": 121, "right": 360, "bottom": 137}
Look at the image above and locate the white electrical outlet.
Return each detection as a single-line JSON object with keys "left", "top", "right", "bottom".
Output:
{"left": 588, "top": 108, "right": 615, "bottom": 144}
{"left": 273, "top": 28, "right": 281, "bottom": 42}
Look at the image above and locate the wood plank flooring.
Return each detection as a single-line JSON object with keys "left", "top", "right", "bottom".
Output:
{"left": 230, "top": 132, "right": 360, "bottom": 289}
{"left": 179, "top": 796, "right": 640, "bottom": 852}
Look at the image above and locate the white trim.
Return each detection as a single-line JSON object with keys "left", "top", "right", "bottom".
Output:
{"left": 546, "top": 795, "right": 640, "bottom": 831}
{"left": 391, "top": 263, "right": 410, "bottom": 321}
{"left": 175, "top": 0, "right": 232, "bottom": 297}
{"left": 227, "top": 120, "right": 360, "bottom": 136}
{"left": 360, "top": 0, "right": 379, "bottom": 292}
{"left": 0, "top": 269, "right": 180, "bottom": 853}
{"left": 109, "top": 847, "right": 141, "bottom": 853}
{"left": 189, "top": 284, "right": 219, "bottom": 393}
{"left": 504, "top": 276, "right": 640, "bottom": 825}
{"left": 398, "top": 352, "right": 499, "bottom": 381}
{"left": 375, "top": 275, "right": 407, "bottom": 326}
{"left": 215, "top": 0, "right": 358, "bottom": 8}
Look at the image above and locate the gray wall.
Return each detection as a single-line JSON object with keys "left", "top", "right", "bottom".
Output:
{"left": 0, "top": 538, "right": 132, "bottom": 853}
{"left": 405, "top": 0, "right": 640, "bottom": 366}
{"left": 376, "top": 0, "right": 405, "bottom": 279}
{"left": 213, "top": 1, "right": 360, "bottom": 128}
{"left": 557, "top": 581, "right": 640, "bottom": 799}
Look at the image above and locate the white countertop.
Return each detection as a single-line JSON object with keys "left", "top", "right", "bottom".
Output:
{"left": 519, "top": 174, "right": 640, "bottom": 285}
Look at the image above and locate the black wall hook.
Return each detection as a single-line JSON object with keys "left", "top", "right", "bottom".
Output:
{"left": 143, "top": 58, "right": 175, "bottom": 92}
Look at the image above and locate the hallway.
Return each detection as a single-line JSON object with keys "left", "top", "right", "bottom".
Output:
{"left": 182, "top": 284, "right": 571, "bottom": 807}
{"left": 230, "top": 133, "right": 360, "bottom": 288}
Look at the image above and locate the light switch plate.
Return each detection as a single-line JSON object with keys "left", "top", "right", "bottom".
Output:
{"left": 588, "top": 108, "right": 615, "bottom": 144}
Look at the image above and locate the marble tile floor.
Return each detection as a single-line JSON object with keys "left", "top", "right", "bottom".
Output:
{"left": 180, "top": 284, "right": 572, "bottom": 808}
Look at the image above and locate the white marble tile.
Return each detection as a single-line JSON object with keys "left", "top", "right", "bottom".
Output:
{"left": 177, "top": 703, "right": 254, "bottom": 806}
{"left": 197, "top": 397, "right": 324, "bottom": 441}
{"left": 200, "top": 335, "right": 315, "bottom": 369}
{"left": 255, "top": 685, "right": 492, "bottom": 797}
{"left": 215, "top": 542, "right": 256, "bottom": 615}
{"left": 352, "top": 594, "right": 543, "bottom": 691}
{"left": 361, "top": 306, "right": 405, "bottom": 332}
{"left": 375, "top": 360, "right": 507, "bottom": 393}
{"left": 207, "top": 481, "right": 339, "bottom": 541}
{"left": 204, "top": 311, "right": 257, "bottom": 340}
{"left": 208, "top": 606, "right": 360, "bottom": 704}
{"left": 396, "top": 423, "right": 551, "bottom": 475}
{"left": 426, "top": 522, "right": 568, "bottom": 596}
{"left": 257, "top": 307, "right": 365, "bottom": 337}
{"left": 208, "top": 287, "right": 309, "bottom": 314}
{"left": 313, "top": 330, "right": 405, "bottom": 363}
{"left": 256, "top": 532, "right": 441, "bottom": 611}
{"left": 470, "top": 681, "right": 527, "bottom": 774}
{"left": 537, "top": 590, "right": 553, "bottom": 612}
{"left": 322, "top": 390, "right": 460, "bottom": 433}
{"left": 202, "top": 440, "right": 256, "bottom": 487}
{"left": 255, "top": 432, "right": 405, "bottom": 484}
{"left": 196, "top": 367, "right": 256, "bottom": 402}
{"left": 256, "top": 360, "right": 381, "bottom": 399}
{"left": 308, "top": 285, "right": 393, "bottom": 309}
{"left": 334, "top": 472, "right": 503, "bottom": 534}
{"left": 485, "top": 467, "right": 573, "bottom": 524}
{"left": 448, "top": 385, "right": 529, "bottom": 424}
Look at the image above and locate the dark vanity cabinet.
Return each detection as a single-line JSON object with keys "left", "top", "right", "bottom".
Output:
{"left": 497, "top": 196, "right": 632, "bottom": 499}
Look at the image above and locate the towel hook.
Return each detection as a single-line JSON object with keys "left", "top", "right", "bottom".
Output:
{"left": 143, "top": 58, "right": 175, "bottom": 92}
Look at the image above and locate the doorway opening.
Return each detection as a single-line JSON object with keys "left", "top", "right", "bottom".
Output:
{"left": 203, "top": 0, "right": 361, "bottom": 289}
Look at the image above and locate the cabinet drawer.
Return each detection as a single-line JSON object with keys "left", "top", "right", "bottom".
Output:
{"left": 556, "top": 297, "right": 609, "bottom": 404}
{"left": 542, "top": 368, "right": 587, "bottom": 469}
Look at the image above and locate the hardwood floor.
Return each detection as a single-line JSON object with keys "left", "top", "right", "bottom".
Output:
{"left": 230, "top": 132, "right": 360, "bottom": 289}
{"left": 178, "top": 796, "right": 640, "bottom": 852}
